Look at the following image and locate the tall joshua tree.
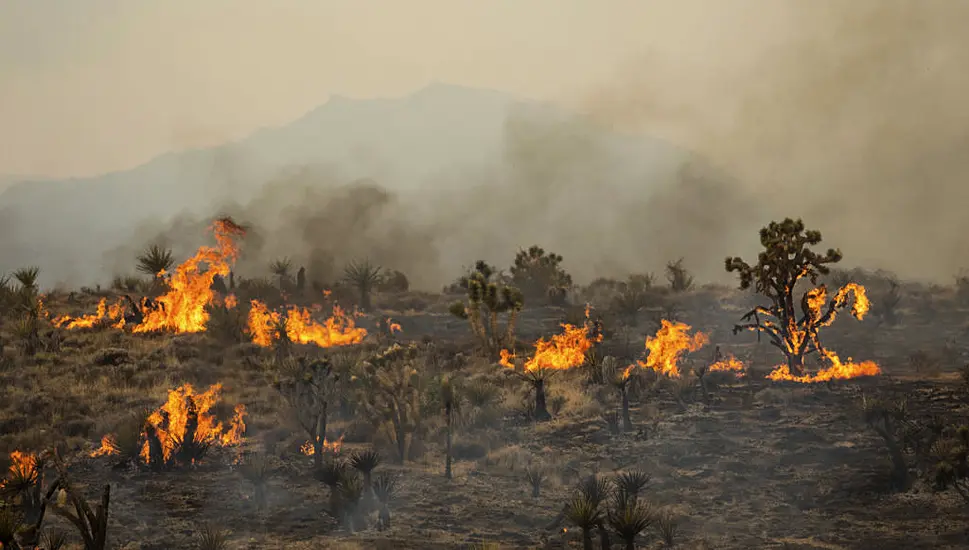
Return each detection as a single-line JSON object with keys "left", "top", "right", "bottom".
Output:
{"left": 343, "top": 259, "right": 383, "bottom": 311}
{"left": 449, "top": 261, "right": 524, "bottom": 358}
{"left": 725, "top": 218, "right": 867, "bottom": 376}
{"left": 269, "top": 257, "right": 293, "bottom": 291}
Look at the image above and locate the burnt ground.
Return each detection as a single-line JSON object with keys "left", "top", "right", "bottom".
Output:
{"left": 2, "top": 284, "right": 969, "bottom": 549}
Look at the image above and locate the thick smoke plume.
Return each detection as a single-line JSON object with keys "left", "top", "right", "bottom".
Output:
{"left": 579, "top": 0, "right": 969, "bottom": 281}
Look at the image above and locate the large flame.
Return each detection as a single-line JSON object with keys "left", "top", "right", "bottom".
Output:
{"left": 247, "top": 300, "right": 367, "bottom": 348}
{"left": 500, "top": 319, "right": 602, "bottom": 374}
{"left": 133, "top": 218, "right": 246, "bottom": 333}
{"left": 53, "top": 297, "right": 126, "bottom": 329}
{"left": 637, "top": 320, "right": 708, "bottom": 378}
{"left": 90, "top": 383, "right": 245, "bottom": 464}
{"left": 0, "top": 450, "right": 39, "bottom": 488}
{"left": 766, "top": 282, "right": 880, "bottom": 383}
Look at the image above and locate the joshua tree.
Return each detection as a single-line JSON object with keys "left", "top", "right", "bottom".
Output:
{"left": 604, "top": 357, "right": 634, "bottom": 432}
{"left": 269, "top": 257, "right": 293, "bottom": 291}
{"left": 565, "top": 494, "right": 603, "bottom": 550}
{"left": 510, "top": 245, "right": 573, "bottom": 304}
{"left": 296, "top": 266, "right": 306, "bottom": 294}
{"left": 725, "top": 218, "right": 867, "bottom": 376}
{"left": 607, "top": 490, "right": 654, "bottom": 550}
{"left": 349, "top": 449, "right": 380, "bottom": 502}
{"left": 441, "top": 377, "right": 455, "bottom": 480}
{"left": 665, "top": 258, "right": 694, "bottom": 293}
{"left": 615, "top": 471, "right": 651, "bottom": 500}
{"left": 136, "top": 245, "right": 174, "bottom": 278}
{"left": 12, "top": 267, "right": 40, "bottom": 291}
{"left": 372, "top": 473, "right": 399, "bottom": 530}
{"left": 343, "top": 259, "right": 383, "bottom": 311}
{"left": 270, "top": 356, "right": 338, "bottom": 471}
{"left": 449, "top": 261, "right": 524, "bottom": 358}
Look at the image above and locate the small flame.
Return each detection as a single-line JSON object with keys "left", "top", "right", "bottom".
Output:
{"left": 89, "top": 434, "right": 120, "bottom": 457}
{"left": 248, "top": 300, "right": 367, "bottom": 348}
{"left": 386, "top": 317, "right": 402, "bottom": 333}
{"left": 300, "top": 434, "right": 344, "bottom": 456}
{"left": 53, "top": 297, "right": 126, "bottom": 329}
{"left": 638, "top": 320, "right": 708, "bottom": 378}
{"left": 224, "top": 294, "right": 238, "bottom": 309}
{"left": 709, "top": 354, "right": 746, "bottom": 376}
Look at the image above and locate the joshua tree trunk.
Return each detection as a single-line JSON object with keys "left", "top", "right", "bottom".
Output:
{"left": 312, "top": 405, "right": 328, "bottom": 471}
{"left": 378, "top": 504, "right": 391, "bottom": 529}
{"left": 787, "top": 350, "right": 805, "bottom": 376}
{"left": 597, "top": 524, "right": 611, "bottom": 550}
{"left": 621, "top": 386, "right": 632, "bottom": 432}
{"left": 533, "top": 378, "right": 552, "bottom": 421}
{"left": 581, "top": 528, "right": 593, "bottom": 550}
{"left": 445, "top": 401, "right": 453, "bottom": 480}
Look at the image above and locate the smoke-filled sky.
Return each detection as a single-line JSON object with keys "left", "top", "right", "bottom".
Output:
{"left": 2, "top": 0, "right": 968, "bottom": 286}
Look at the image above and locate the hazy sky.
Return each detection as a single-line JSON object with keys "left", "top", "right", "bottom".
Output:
{"left": 0, "top": 0, "right": 795, "bottom": 178}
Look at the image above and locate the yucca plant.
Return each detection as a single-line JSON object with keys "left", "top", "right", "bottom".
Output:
{"left": 343, "top": 259, "right": 382, "bottom": 311}
{"left": 565, "top": 494, "right": 603, "bottom": 550}
{"left": 239, "top": 454, "right": 271, "bottom": 510}
{"left": 604, "top": 356, "right": 634, "bottom": 432}
{"left": 0, "top": 505, "right": 23, "bottom": 549}
{"left": 195, "top": 523, "right": 229, "bottom": 550}
{"left": 349, "top": 449, "right": 381, "bottom": 498}
{"left": 372, "top": 473, "right": 399, "bottom": 530}
{"left": 41, "top": 529, "right": 68, "bottom": 550}
{"left": 524, "top": 465, "right": 547, "bottom": 498}
{"left": 12, "top": 267, "right": 40, "bottom": 291}
{"left": 615, "top": 470, "right": 651, "bottom": 500}
{"left": 136, "top": 245, "right": 174, "bottom": 278}
{"left": 656, "top": 508, "right": 678, "bottom": 548}
{"left": 269, "top": 257, "right": 293, "bottom": 291}
{"left": 317, "top": 456, "right": 349, "bottom": 517}
{"left": 608, "top": 490, "right": 654, "bottom": 550}
{"left": 337, "top": 474, "right": 365, "bottom": 531}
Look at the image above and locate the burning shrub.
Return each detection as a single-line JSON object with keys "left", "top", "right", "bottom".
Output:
{"left": 499, "top": 314, "right": 602, "bottom": 421}
{"left": 248, "top": 300, "right": 366, "bottom": 352}
{"left": 510, "top": 245, "right": 572, "bottom": 304}
{"left": 726, "top": 218, "right": 880, "bottom": 382}
{"left": 449, "top": 261, "right": 524, "bottom": 359}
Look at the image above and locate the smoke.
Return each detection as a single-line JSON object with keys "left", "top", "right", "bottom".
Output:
{"left": 576, "top": 0, "right": 969, "bottom": 281}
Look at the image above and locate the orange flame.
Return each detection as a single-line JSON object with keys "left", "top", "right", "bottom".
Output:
{"left": 247, "top": 300, "right": 367, "bottom": 348}
{"left": 500, "top": 320, "right": 602, "bottom": 373}
{"left": 53, "top": 297, "right": 126, "bottom": 329}
{"left": 0, "top": 450, "right": 39, "bottom": 488}
{"left": 387, "top": 318, "right": 402, "bottom": 333}
{"left": 766, "top": 282, "right": 880, "bottom": 383}
{"left": 131, "top": 383, "right": 246, "bottom": 464}
{"left": 223, "top": 294, "right": 238, "bottom": 309}
{"left": 133, "top": 218, "right": 246, "bottom": 333}
{"left": 300, "top": 434, "right": 344, "bottom": 456}
{"left": 709, "top": 354, "right": 746, "bottom": 376}
{"left": 637, "top": 320, "right": 708, "bottom": 378}
{"left": 90, "top": 434, "right": 120, "bottom": 457}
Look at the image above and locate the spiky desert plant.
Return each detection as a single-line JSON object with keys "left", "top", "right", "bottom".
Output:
{"left": 269, "top": 257, "right": 293, "bottom": 291}
{"left": 12, "top": 267, "right": 40, "bottom": 291}
{"left": 41, "top": 529, "right": 68, "bottom": 550}
{"left": 239, "top": 454, "right": 271, "bottom": 510}
{"left": 45, "top": 455, "right": 111, "bottom": 550}
{"left": 930, "top": 425, "right": 969, "bottom": 502}
{"left": 317, "top": 456, "right": 349, "bottom": 517}
{"left": 342, "top": 259, "right": 382, "bottom": 311}
{"left": 665, "top": 258, "right": 694, "bottom": 293}
{"left": 604, "top": 357, "right": 634, "bottom": 432}
{"left": 0, "top": 505, "right": 23, "bottom": 549}
{"left": 608, "top": 490, "right": 654, "bottom": 550}
{"left": 565, "top": 493, "right": 603, "bottom": 550}
{"left": 861, "top": 395, "right": 912, "bottom": 490}
{"left": 195, "top": 523, "right": 229, "bottom": 550}
{"left": 655, "top": 508, "right": 678, "bottom": 548}
{"left": 615, "top": 471, "right": 651, "bottom": 500}
{"left": 524, "top": 465, "right": 547, "bottom": 498}
{"left": 136, "top": 245, "right": 174, "bottom": 278}
{"left": 349, "top": 449, "right": 381, "bottom": 495}
{"left": 271, "top": 356, "right": 338, "bottom": 471}
{"left": 725, "top": 218, "right": 867, "bottom": 377}
{"left": 449, "top": 261, "right": 524, "bottom": 358}
{"left": 337, "top": 473, "right": 365, "bottom": 531}
{"left": 372, "top": 473, "right": 399, "bottom": 530}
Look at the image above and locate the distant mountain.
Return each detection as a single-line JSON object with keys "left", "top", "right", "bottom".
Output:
{"left": 0, "top": 83, "right": 746, "bottom": 287}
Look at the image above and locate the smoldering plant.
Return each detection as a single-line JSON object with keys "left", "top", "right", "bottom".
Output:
{"left": 349, "top": 449, "right": 381, "bottom": 504}
{"left": 449, "top": 261, "right": 524, "bottom": 359}
{"left": 372, "top": 473, "right": 399, "bottom": 530}
{"left": 239, "top": 454, "right": 272, "bottom": 511}
{"left": 608, "top": 489, "right": 654, "bottom": 550}
{"left": 604, "top": 356, "right": 635, "bottom": 432}
{"left": 270, "top": 355, "right": 339, "bottom": 471}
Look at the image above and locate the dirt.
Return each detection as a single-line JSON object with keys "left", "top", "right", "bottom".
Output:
{"left": 2, "top": 285, "right": 969, "bottom": 549}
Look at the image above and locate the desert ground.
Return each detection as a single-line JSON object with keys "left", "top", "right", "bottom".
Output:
{"left": 2, "top": 226, "right": 969, "bottom": 550}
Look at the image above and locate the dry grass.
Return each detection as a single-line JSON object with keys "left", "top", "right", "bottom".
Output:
{"left": 1, "top": 281, "right": 968, "bottom": 549}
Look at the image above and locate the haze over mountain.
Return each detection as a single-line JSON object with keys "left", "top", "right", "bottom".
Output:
{"left": 0, "top": 83, "right": 757, "bottom": 289}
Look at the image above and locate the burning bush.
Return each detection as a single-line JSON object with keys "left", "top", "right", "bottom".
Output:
{"left": 248, "top": 300, "right": 366, "bottom": 350}
{"left": 90, "top": 383, "right": 246, "bottom": 470}
{"left": 726, "top": 218, "right": 880, "bottom": 382}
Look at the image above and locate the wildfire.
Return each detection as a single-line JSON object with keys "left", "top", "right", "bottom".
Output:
{"left": 637, "top": 320, "right": 709, "bottom": 378}
{"left": 247, "top": 300, "right": 367, "bottom": 348}
{"left": 0, "top": 450, "right": 38, "bottom": 487}
{"left": 53, "top": 297, "right": 126, "bottom": 329}
{"left": 500, "top": 320, "right": 602, "bottom": 373}
{"left": 387, "top": 318, "right": 402, "bottom": 333}
{"left": 89, "top": 383, "right": 246, "bottom": 465}
{"left": 133, "top": 218, "right": 246, "bottom": 333}
{"left": 223, "top": 294, "right": 238, "bottom": 309}
{"left": 767, "top": 282, "right": 880, "bottom": 383}
{"left": 300, "top": 434, "right": 345, "bottom": 456}
{"left": 709, "top": 354, "right": 746, "bottom": 375}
